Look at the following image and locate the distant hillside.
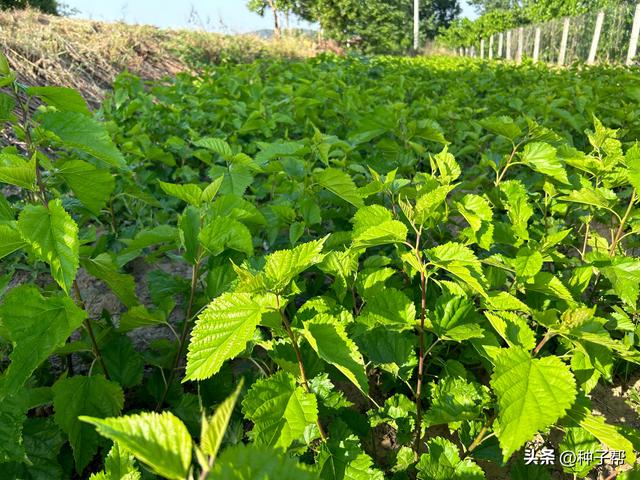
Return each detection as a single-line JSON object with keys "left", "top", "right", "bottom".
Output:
{"left": 0, "top": 8, "right": 319, "bottom": 105}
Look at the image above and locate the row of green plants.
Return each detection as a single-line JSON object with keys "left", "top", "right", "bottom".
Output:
{"left": 1, "top": 52, "right": 640, "bottom": 479}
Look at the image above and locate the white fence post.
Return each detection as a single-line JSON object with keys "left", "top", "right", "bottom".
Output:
{"left": 481, "top": 38, "right": 485, "bottom": 59}
{"left": 498, "top": 32, "right": 504, "bottom": 57}
{"left": 489, "top": 35, "right": 494, "bottom": 59}
{"left": 533, "top": 27, "right": 541, "bottom": 62}
{"left": 413, "top": 0, "right": 420, "bottom": 51}
{"left": 517, "top": 27, "right": 524, "bottom": 63}
{"left": 588, "top": 10, "right": 605, "bottom": 65}
{"left": 558, "top": 17, "right": 570, "bottom": 66}
{"left": 506, "top": 30, "right": 512, "bottom": 60}
{"left": 628, "top": 4, "right": 640, "bottom": 65}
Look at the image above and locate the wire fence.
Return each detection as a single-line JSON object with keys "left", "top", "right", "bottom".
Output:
{"left": 458, "top": 2, "right": 640, "bottom": 66}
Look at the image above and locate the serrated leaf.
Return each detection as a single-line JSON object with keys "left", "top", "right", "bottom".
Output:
{"left": 200, "top": 378, "right": 244, "bottom": 461}
{"left": 0, "top": 223, "right": 26, "bottom": 259}
{"left": 0, "top": 153, "right": 36, "bottom": 190}
{"left": 53, "top": 375, "right": 124, "bottom": 473}
{"left": 514, "top": 247, "right": 543, "bottom": 279}
{"left": 90, "top": 443, "right": 141, "bottom": 480}
{"left": 199, "top": 217, "right": 253, "bottom": 257}
{"left": 158, "top": 181, "right": 203, "bottom": 207}
{"left": 27, "top": 86, "right": 90, "bottom": 115}
{"left": 520, "top": 142, "right": 569, "bottom": 184}
{"left": 195, "top": 137, "right": 233, "bottom": 158}
{"left": 599, "top": 257, "right": 640, "bottom": 308}
{"left": 242, "top": 371, "right": 318, "bottom": 449}
{"left": 359, "top": 285, "right": 416, "bottom": 329}
{"left": 526, "top": 272, "right": 576, "bottom": 306}
{"left": 58, "top": 160, "right": 115, "bottom": 215}
{"left": 0, "top": 285, "right": 85, "bottom": 398}
{"left": 118, "top": 305, "right": 166, "bottom": 332}
{"left": 564, "top": 399, "right": 636, "bottom": 465}
{"left": 424, "top": 377, "right": 490, "bottom": 427}
{"left": 40, "top": 111, "right": 125, "bottom": 169}
{"left": 17, "top": 199, "right": 79, "bottom": 294}
{"left": 82, "top": 253, "right": 138, "bottom": 308}
{"left": 352, "top": 220, "right": 407, "bottom": 249}
{"left": 185, "top": 293, "right": 262, "bottom": 381}
{"left": 491, "top": 347, "right": 577, "bottom": 461}
{"left": 431, "top": 295, "right": 485, "bottom": 342}
{"left": 302, "top": 314, "right": 368, "bottom": 394}
{"left": 264, "top": 238, "right": 327, "bottom": 292}
{"left": 480, "top": 116, "right": 522, "bottom": 141}
{"left": 416, "top": 437, "right": 484, "bottom": 479}
{"left": 317, "top": 430, "right": 384, "bottom": 480}
{"left": 484, "top": 311, "right": 536, "bottom": 350}
{"left": 316, "top": 168, "right": 364, "bottom": 208}
{"left": 211, "top": 444, "right": 317, "bottom": 480}
{"left": 80, "top": 411, "right": 192, "bottom": 480}
{"left": 0, "top": 393, "right": 28, "bottom": 462}
{"left": 428, "top": 242, "right": 488, "bottom": 298}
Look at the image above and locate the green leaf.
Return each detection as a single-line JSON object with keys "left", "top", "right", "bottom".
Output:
{"left": 158, "top": 181, "right": 203, "bottom": 207}
{"left": 0, "top": 224, "right": 26, "bottom": 260}
{"left": 564, "top": 399, "right": 636, "bottom": 465}
{"left": 599, "top": 257, "right": 640, "bottom": 308}
{"left": 210, "top": 444, "right": 317, "bottom": 480}
{"left": 27, "top": 86, "right": 90, "bottom": 116}
{"left": 480, "top": 116, "right": 522, "bottom": 141}
{"left": 90, "top": 443, "right": 141, "bottom": 480}
{"left": 199, "top": 217, "right": 253, "bottom": 257}
{"left": 514, "top": 247, "right": 543, "bottom": 279}
{"left": 500, "top": 180, "right": 533, "bottom": 242}
{"left": 242, "top": 371, "right": 318, "bottom": 449}
{"left": 558, "top": 186, "right": 618, "bottom": 213}
{"left": 7, "top": 417, "right": 66, "bottom": 480}
{"left": 317, "top": 429, "right": 384, "bottom": 480}
{"left": 484, "top": 311, "right": 536, "bottom": 350}
{"left": 195, "top": 137, "right": 233, "bottom": 158}
{"left": 626, "top": 143, "right": 640, "bottom": 191}
{"left": 185, "top": 293, "right": 262, "bottom": 381}
{"left": 416, "top": 437, "right": 485, "bottom": 479}
{"left": 424, "top": 377, "right": 490, "bottom": 427}
{"left": 80, "top": 411, "right": 192, "bottom": 480}
{"left": 17, "top": 199, "right": 79, "bottom": 294}
{"left": 40, "top": 111, "right": 125, "bottom": 169}
{"left": 491, "top": 347, "right": 577, "bottom": 461}
{"left": 101, "top": 335, "right": 145, "bottom": 388}
{"left": 316, "top": 168, "right": 364, "bottom": 208}
{"left": 302, "top": 314, "right": 368, "bottom": 394}
{"left": 118, "top": 306, "right": 167, "bottom": 332}
{"left": 200, "top": 378, "right": 244, "bottom": 461}
{"left": 0, "top": 153, "right": 36, "bottom": 190}
{"left": 0, "top": 285, "right": 85, "bottom": 398}
{"left": 351, "top": 206, "right": 407, "bottom": 250}
{"left": 428, "top": 242, "right": 487, "bottom": 298}
{"left": 359, "top": 286, "right": 416, "bottom": 329}
{"left": 0, "top": 393, "right": 28, "bottom": 462}
{"left": 520, "top": 142, "right": 569, "bottom": 184}
{"left": 53, "top": 375, "right": 124, "bottom": 472}
{"left": 81, "top": 253, "right": 138, "bottom": 308}
{"left": 431, "top": 295, "right": 485, "bottom": 342}
{"left": 264, "top": 238, "right": 327, "bottom": 292}
{"left": 58, "top": 160, "right": 115, "bottom": 215}
{"left": 526, "top": 272, "right": 576, "bottom": 306}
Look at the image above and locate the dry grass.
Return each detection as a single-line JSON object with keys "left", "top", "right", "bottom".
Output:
{"left": 0, "top": 8, "right": 319, "bottom": 105}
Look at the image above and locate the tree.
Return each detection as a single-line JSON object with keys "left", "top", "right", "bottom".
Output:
{"left": 0, "top": 0, "right": 58, "bottom": 14}
{"left": 247, "top": 0, "right": 302, "bottom": 38}
{"left": 294, "top": 0, "right": 460, "bottom": 53}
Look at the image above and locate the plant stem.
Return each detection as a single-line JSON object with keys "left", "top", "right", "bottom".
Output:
{"left": 413, "top": 241, "right": 428, "bottom": 459}
{"left": 15, "top": 90, "right": 109, "bottom": 380}
{"left": 73, "top": 280, "right": 110, "bottom": 380}
{"left": 276, "top": 294, "right": 327, "bottom": 442}
{"left": 495, "top": 141, "right": 523, "bottom": 186}
{"left": 609, "top": 188, "right": 636, "bottom": 256}
{"left": 156, "top": 258, "right": 201, "bottom": 410}
{"left": 532, "top": 332, "right": 553, "bottom": 356}
{"left": 466, "top": 416, "right": 495, "bottom": 454}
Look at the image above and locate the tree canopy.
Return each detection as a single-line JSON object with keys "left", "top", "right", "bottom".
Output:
{"left": 0, "top": 0, "right": 58, "bottom": 14}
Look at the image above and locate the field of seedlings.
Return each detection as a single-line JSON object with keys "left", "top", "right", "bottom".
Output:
{"left": 2, "top": 52, "right": 640, "bottom": 479}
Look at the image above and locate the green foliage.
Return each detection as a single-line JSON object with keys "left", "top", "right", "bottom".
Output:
{"left": 1, "top": 50, "right": 640, "bottom": 480}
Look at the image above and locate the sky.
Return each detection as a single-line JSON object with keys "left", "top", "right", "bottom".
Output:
{"left": 62, "top": 1, "right": 477, "bottom": 34}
